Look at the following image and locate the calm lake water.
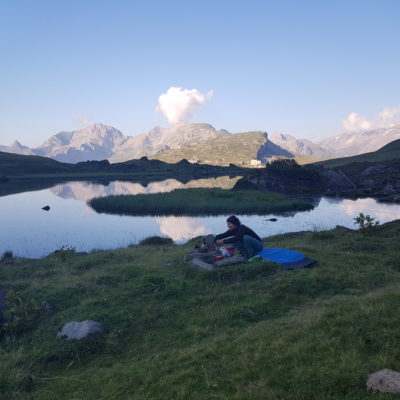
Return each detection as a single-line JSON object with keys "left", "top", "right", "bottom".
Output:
{"left": 1, "top": 177, "right": 400, "bottom": 258}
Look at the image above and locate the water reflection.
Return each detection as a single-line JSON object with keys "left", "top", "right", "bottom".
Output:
{"left": 0, "top": 179, "right": 399, "bottom": 258}
{"left": 338, "top": 197, "right": 400, "bottom": 221}
{"left": 156, "top": 216, "right": 210, "bottom": 241}
{"left": 50, "top": 176, "right": 241, "bottom": 201}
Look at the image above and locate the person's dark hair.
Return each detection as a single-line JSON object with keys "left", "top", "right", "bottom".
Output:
{"left": 227, "top": 215, "right": 241, "bottom": 226}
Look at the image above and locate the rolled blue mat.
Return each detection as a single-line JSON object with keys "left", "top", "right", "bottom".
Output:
{"left": 258, "top": 248, "right": 316, "bottom": 270}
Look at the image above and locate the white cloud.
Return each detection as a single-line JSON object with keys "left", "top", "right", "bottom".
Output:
{"left": 378, "top": 107, "right": 400, "bottom": 123}
{"left": 342, "top": 112, "right": 372, "bottom": 132}
{"left": 342, "top": 107, "right": 400, "bottom": 133}
{"left": 156, "top": 87, "right": 213, "bottom": 124}
{"left": 75, "top": 114, "right": 92, "bottom": 126}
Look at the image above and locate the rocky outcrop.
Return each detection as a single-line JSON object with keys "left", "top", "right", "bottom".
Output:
{"left": 240, "top": 161, "right": 400, "bottom": 202}
{"left": 241, "top": 163, "right": 327, "bottom": 195}
{"left": 320, "top": 169, "right": 357, "bottom": 195}
{"left": 358, "top": 164, "right": 400, "bottom": 201}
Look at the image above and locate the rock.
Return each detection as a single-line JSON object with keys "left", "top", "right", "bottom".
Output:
{"left": 189, "top": 258, "right": 214, "bottom": 271}
{"left": 41, "top": 205, "right": 50, "bottom": 211}
{"left": 214, "top": 254, "right": 247, "bottom": 266}
{"left": 367, "top": 369, "right": 400, "bottom": 393}
{"left": 57, "top": 320, "right": 104, "bottom": 340}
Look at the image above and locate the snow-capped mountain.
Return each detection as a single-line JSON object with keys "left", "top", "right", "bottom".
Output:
{"left": 318, "top": 124, "right": 400, "bottom": 157}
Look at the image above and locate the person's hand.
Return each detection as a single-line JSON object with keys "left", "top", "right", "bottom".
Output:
{"left": 216, "top": 239, "right": 224, "bottom": 245}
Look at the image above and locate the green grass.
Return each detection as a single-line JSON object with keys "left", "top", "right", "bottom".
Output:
{"left": 88, "top": 188, "right": 314, "bottom": 216}
{"left": 1, "top": 220, "right": 400, "bottom": 399}
{"left": 315, "top": 139, "right": 400, "bottom": 169}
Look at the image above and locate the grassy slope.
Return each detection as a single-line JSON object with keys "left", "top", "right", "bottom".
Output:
{"left": 315, "top": 139, "right": 400, "bottom": 169}
{"left": 150, "top": 131, "right": 267, "bottom": 165}
{"left": 88, "top": 188, "right": 314, "bottom": 216}
{"left": 0, "top": 151, "right": 75, "bottom": 175}
{"left": 1, "top": 221, "right": 400, "bottom": 399}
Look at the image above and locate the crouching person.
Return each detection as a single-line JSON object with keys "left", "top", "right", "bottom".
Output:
{"left": 215, "top": 215, "right": 263, "bottom": 260}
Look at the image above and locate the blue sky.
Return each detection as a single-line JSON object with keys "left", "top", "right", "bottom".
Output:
{"left": 1, "top": 0, "right": 399, "bottom": 146}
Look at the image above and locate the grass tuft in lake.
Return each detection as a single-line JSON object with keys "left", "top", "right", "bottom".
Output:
{"left": 88, "top": 188, "right": 314, "bottom": 216}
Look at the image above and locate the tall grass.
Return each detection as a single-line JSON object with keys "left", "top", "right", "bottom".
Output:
{"left": 0, "top": 220, "right": 400, "bottom": 399}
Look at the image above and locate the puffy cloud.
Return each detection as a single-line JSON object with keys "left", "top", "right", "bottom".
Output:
{"left": 378, "top": 107, "right": 400, "bottom": 124}
{"left": 342, "top": 112, "right": 372, "bottom": 132}
{"left": 75, "top": 114, "right": 92, "bottom": 126}
{"left": 156, "top": 87, "right": 213, "bottom": 124}
{"left": 342, "top": 106, "right": 400, "bottom": 133}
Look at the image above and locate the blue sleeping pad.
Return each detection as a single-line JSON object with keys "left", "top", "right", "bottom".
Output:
{"left": 258, "top": 248, "right": 316, "bottom": 270}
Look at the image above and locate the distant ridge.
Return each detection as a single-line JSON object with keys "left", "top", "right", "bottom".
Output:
{"left": 318, "top": 123, "right": 400, "bottom": 157}
{"left": 316, "top": 138, "right": 400, "bottom": 169}
{"left": 2, "top": 121, "right": 400, "bottom": 165}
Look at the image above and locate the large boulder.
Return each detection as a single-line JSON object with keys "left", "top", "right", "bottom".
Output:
{"left": 57, "top": 320, "right": 104, "bottom": 340}
{"left": 367, "top": 369, "right": 400, "bottom": 393}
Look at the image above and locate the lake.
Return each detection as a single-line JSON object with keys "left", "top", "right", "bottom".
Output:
{"left": 1, "top": 177, "right": 400, "bottom": 258}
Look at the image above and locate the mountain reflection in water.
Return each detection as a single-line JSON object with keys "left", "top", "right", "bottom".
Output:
{"left": 50, "top": 176, "right": 242, "bottom": 201}
{"left": 1, "top": 178, "right": 400, "bottom": 258}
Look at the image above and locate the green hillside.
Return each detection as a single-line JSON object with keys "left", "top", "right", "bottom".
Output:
{"left": 1, "top": 220, "right": 400, "bottom": 399}
{"left": 315, "top": 139, "right": 400, "bottom": 169}
{"left": 150, "top": 131, "right": 268, "bottom": 165}
{"left": 0, "top": 151, "right": 75, "bottom": 175}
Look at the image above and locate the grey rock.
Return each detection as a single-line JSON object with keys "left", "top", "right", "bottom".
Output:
{"left": 367, "top": 369, "right": 400, "bottom": 393}
{"left": 189, "top": 258, "right": 214, "bottom": 271}
{"left": 214, "top": 254, "right": 247, "bottom": 266}
{"left": 57, "top": 320, "right": 104, "bottom": 340}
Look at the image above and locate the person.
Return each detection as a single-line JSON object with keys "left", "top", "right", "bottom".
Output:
{"left": 215, "top": 215, "right": 263, "bottom": 259}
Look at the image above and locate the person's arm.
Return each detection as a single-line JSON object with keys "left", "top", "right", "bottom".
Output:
{"left": 215, "top": 230, "right": 231, "bottom": 240}
{"left": 215, "top": 229, "right": 234, "bottom": 245}
{"left": 217, "top": 226, "right": 243, "bottom": 245}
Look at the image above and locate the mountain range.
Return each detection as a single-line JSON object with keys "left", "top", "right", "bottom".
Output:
{"left": 1, "top": 122, "right": 400, "bottom": 165}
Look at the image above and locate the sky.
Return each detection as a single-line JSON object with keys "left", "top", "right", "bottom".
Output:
{"left": 0, "top": 0, "right": 399, "bottom": 147}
